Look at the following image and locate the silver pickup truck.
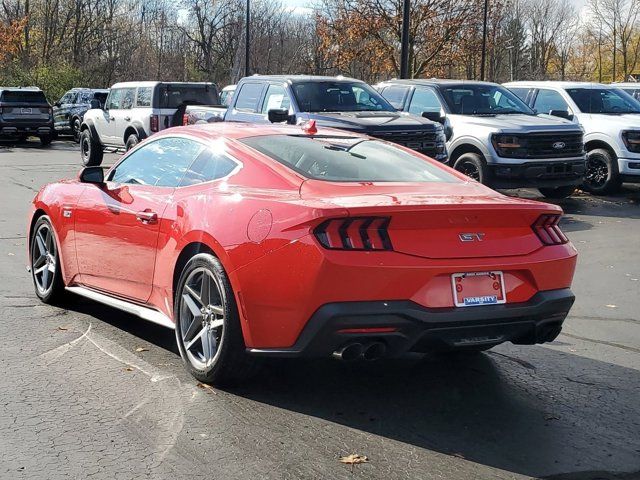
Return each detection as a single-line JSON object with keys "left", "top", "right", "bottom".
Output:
{"left": 376, "top": 79, "right": 586, "bottom": 198}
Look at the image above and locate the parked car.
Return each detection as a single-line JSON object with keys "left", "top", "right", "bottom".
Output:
{"left": 185, "top": 75, "right": 448, "bottom": 162}
{"left": 28, "top": 122, "right": 576, "bottom": 385}
{"left": 0, "top": 87, "right": 54, "bottom": 146}
{"left": 53, "top": 88, "right": 109, "bottom": 142}
{"left": 505, "top": 81, "right": 640, "bottom": 194}
{"left": 80, "top": 81, "right": 219, "bottom": 166}
{"left": 377, "top": 79, "right": 586, "bottom": 198}
{"left": 219, "top": 84, "right": 236, "bottom": 106}
{"left": 612, "top": 82, "right": 640, "bottom": 101}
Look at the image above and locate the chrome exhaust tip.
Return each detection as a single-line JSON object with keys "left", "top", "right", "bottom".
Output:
{"left": 332, "top": 343, "right": 364, "bottom": 361}
{"left": 362, "top": 342, "right": 386, "bottom": 361}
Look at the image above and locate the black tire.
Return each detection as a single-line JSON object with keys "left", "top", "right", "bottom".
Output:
{"left": 582, "top": 148, "right": 621, "bottom": 195}
{"left": 30, "top": 215, "right": 65, "bottom": 304}
{"left": 453, "top": 152, "right": 489, "bottom": 185}
{"left": 174, "top": 253, "right": 258, "bottom": 386}
{"left": 125, "top": 133, "right": 139, "bottom": 151}
{"left": 538, "top": 185, "right": 576, "bottom": 199}
{"left": 80, "top": 129, "right": 103, "bottom": 166}
{"left": 39, "top": 135, "right": 52, "bottom": 146}
{"left": 72, "top": 118, "right": 81, "bottom": 143}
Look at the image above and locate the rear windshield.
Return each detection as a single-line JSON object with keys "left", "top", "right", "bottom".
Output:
{"left": 565, "top": 87, "right": 640, "bottom": 114}
{"left": 292, "top": 81, "right": 395, "bottom": 113}
{"left": 1, "top": 90, "right": 48, "bottom": 104}
{"left": 156, "top": 84, "right": 219, "bottom": 108}
{"left": 240, "top": 135, "right": 457, "bottom": 183}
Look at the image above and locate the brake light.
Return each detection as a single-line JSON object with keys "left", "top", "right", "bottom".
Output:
{"left": 532, "top": 214, "right": 568, "bottom": 245}
{"left": 314, "top": 217, "right": 392, "bottom": 251}
{"left": 183, "top": 113, "right": 189, "bottom": 126}
{"left": 150, "top": 114, "right": 159, "bottom": 132}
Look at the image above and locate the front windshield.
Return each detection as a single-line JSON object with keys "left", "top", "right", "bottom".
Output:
{"left": 292, "top": 81, "right": 395, "bottom": 113}
{"left": 240, "top": 135, "right": 457, "bottom": 183}
{"left": 439, "top": 84, "right": 534, "bottom": 115}
{"left": 565, "top": 87, "right": 640, "bottom": 114}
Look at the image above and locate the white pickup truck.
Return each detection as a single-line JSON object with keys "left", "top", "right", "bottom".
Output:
{"left": 505, "top": 81, "right": 640, "bottom": 194}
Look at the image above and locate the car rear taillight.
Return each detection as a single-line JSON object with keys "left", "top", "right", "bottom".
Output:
{"left": 314, "top": 217, "right": 392, "bottom": 251}
{"left": 150, "top": 114, "right": 159, "bottom": 132}
{"left": 532, "top": 214, "right": 568, "bottom": 245}
{"left": 183, "top": 113, "right": 189, "bottom": 126}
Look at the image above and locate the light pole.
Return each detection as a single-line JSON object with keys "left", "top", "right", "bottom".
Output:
{"left": 480, "top": 0, "right": 489, "bottom": 81}
{"left": 400, "top": 0, "right": 411, "bottom": 79}
{"left": 245, "top": 0, "right": 250, "bottom": 77}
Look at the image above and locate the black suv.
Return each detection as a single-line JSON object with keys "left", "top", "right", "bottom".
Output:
{"left": 53, "top": 88, "right": 109, "bottom": 142}
{"left": 0, "top": 87, "right": 54, "bottom": 146}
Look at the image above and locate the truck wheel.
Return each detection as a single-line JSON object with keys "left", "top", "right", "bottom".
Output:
{"left": 538, "top": 186, "right": 576, "bottom": 199}
{"left": 583, "top": 148, "right": 621, "bottom": 195}
{"left": 72, "top": 118, "right": 81, "bottom": 143}
{"left": 453, "top": 153, "right": 489, "bottom": 185}
{"left": 39, "top": 135, "right": 52, "bottom": 147}
{"left": 80, "top": 129, "right": 104, "bottom": 166}
{"left": 125, "top": 133, "right": 139, "bottom": 151}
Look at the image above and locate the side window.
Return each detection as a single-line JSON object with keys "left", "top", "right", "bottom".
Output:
{"left": 509, "top": 87, "right": 530, "bottom": 103}
{"left": 179, "top": 149, "right": 238, "bottom": 186}
{"left": 120, "top": 88, "right": 136, "bottom": 110}
{"left": 79, "top": 91, "right": 92, "bottom": 103}
{"left": 261, "top": 84, "right": 291, "bottom": 113}
{"left": 136, "top": 87, "right": 152, "bottom": 107}
{"left": 107, "top": 89, "right": 124, "bottom": 110}
{"left": 234, "top": 83, "right": 264, "bottom": 112}
{"left": 110, "top": 137, "right": 203, "bottom": 187}
{"left": 408, "top": 88, "right": 442, "bottom": 115}
{"left": 380, "top": 86, "right": 409, "bottom": 109}
{"left": 533, "top": 89, "right": 569, "bottom": 114}
{"left": 59, "top": 92, "right": 72, "bottom": 104}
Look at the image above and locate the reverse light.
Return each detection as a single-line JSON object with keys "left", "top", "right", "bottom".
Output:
{"left": 314, "top": 217, "right": 393, "bottom": 251}
{"left": 622, "top": 130, "right": 640, "bottom": 153}
{"left": 150, "top": 114, "right": 159, "bottom": 132}
{"left": 532, "top": 214, "right": 568, "bottom": 245}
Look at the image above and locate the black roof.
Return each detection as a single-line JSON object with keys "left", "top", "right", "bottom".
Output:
{"left": 240, "top": 75, "right": 364, "bottom": 84}
{"left": 379, "top": 79, "right": 500, "bottom": 88}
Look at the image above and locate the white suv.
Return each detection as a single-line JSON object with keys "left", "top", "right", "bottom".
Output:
{"left": 80, "top": 81, "right": 219, "bottom": 166}
{"left": 505, "top": 81, "right": 640, "bottom": 194}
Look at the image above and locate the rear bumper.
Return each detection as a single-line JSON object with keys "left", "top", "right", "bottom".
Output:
{"left": 0, "top": 122, "right": 53, "bottom": 136}
{"left": 247, "top": 288, "right": 575, "bottom": 357}
{"left": 489, "top": 159, "right": 586, "bottom": 189}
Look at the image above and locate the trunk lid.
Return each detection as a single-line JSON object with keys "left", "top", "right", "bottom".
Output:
{"left": 300, "top": 180, "right": 558, "bottom": 259}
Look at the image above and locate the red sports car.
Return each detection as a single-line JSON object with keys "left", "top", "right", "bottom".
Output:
{"left": 28, "top": 122, "right": 577, "bottom": 384}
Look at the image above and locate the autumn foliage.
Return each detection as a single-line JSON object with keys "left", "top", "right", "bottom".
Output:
{"left": 0, "top": 17, "right": 26, "bottom": 63}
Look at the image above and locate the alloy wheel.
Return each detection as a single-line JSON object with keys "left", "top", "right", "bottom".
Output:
{"left": 459, "top": 161, "right": 480, "bottom": 181}
{"left": 179, "top": 268, "right": 225, "bottom": 369}
{"left": 585, "top": 155, "right": 608, "bottom": 189}
{"left": 31, "top": 223, "right": 57, "bottom": 295}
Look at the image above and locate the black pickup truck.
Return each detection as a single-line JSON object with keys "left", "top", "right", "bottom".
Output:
{"left": 186, "top": 75, "right": 448, "bottom": 162}
{"left": 0, "top": 87, "right": 54, "bottom": 145}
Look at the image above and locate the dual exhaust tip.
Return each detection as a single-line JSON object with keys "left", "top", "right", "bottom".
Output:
{"left": 332, "top": 341, "right": 387, "bottom": 361}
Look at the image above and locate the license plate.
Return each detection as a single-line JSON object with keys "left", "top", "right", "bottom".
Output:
{"left": 21, "top": 108, "right": 32, "bottom": 114}
{"left": 451, "top": 271, "right": 506, "bottom": 307}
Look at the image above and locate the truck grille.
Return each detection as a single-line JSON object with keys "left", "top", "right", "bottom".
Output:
{"left": 524, "top": 132, "right": 584, "bottom": 159}
{"left": 370, "top": 130, "right": 442, "bottom": 158}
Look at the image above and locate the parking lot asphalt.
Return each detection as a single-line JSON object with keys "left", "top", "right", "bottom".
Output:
{"left": 0, "top": 138, "right": 639, "bottom": 480}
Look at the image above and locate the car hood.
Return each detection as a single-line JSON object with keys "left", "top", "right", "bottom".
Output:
{"left": 584, "top": 113, "right": 640, "bottom": 128}
{"left": 301, "top": 111, "right": 439, "bottom": 132}
{"left": 450, "top": 113, "right": 581, "bottom": 133}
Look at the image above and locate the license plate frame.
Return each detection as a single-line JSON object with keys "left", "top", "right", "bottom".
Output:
{"left": 21, "top": 108, "right": 32, "bottom": 114}
{"left": 451, "top": 271, "right": 506, "bottom": 307}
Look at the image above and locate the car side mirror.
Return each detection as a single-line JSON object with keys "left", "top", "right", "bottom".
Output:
{"left": 79, "top": 166, "right": 104, "bottom": 185}
{"left": 422, "top": 111, "right": 446, "bottom": 125}
{"left": 90, "top": 99, "right": 102, "bottom": 110}
{"left": 268, "top": 108, "right": 290, "bottom": 123}
{"left": 549, "top": 109, "right": 573, "bottom": 121}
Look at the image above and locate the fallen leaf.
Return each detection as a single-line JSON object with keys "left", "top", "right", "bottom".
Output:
{"left": 544, "top": 414, "right": 560, "bottom": 421}
{"left": 339, "top": 454, "right": 368, "bottom": 465}
{"left": 196, "top": 382, "right": 217, "bottom": 394}
{"left": 135, "top": 347, "right": 148, "bottom": 352}
{"left": 605, "top": 304, "right": 617, "bottom": 308}
{"left": 56, "top": 326, "right": 68, "bottom": 331}
{"left": 7, "top": 252, "right": 14, "bottom": 256}
{"left": 569, "top": 348, "right": 577, "bottom": 352}
{"left": 124, "top": 367, "right": 134, "bottom": 372}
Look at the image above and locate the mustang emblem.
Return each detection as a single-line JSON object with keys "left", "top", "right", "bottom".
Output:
{"left": 552, "top": 141, "right": 566, "bottom": 149}
{"left": 459, "top": 233, "right": 485, "bottom": 242}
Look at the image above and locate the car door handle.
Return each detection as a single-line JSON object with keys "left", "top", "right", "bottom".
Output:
{"left": 124, "top": 116, "right": 131, "bottom": 121}
{"left": 136, "top": 210, "right": 158, "bottom": 224}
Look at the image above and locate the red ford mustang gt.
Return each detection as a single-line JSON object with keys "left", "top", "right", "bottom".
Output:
{"left": 28, "top": 122, "right": 577, "bottom": 384}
